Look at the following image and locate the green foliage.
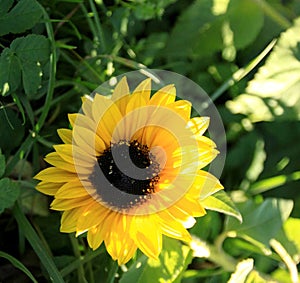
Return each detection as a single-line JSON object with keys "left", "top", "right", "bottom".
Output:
{"left": 227, "top": 17, "right": 300, "bottom": 121}
{"left": 0, "top": 0, "right": 300, "bottom": 282}
{"left": 120, "top": 238, "right": 192, "bottom": 283}
{"left": 225, "top": 198, "right": 293, "bottom": 248}
{"left": 0, "top": 34, "right": 50, "bottom": 97}
{"left": 0, "top": 178, "right": 20, "bottom": 214}
{"left": 201, "top": 190, "right": 242, "bottom": 222}
{"left": 0, "top": 0, "right": 43, "bottom": 36}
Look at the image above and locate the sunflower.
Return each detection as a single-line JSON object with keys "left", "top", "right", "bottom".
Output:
{"left": 35, "top": 76, "right": 223, "bottom": 265}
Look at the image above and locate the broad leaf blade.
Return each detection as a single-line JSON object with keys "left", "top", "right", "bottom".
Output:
{"left": 120, "top": 238, "right": 192, "bottom": 283}
{"left": 227, "top": 17, "right": 300, "bottom": 122}
{"left": 225, "top": 198, "right": 293, "bottom": 248}
{"left": 0, "top": 178, "right": 20, "bottom": 214}
{"left": 0, "top": 150, "right": 5, "bottom": 178}
{"left": 0, "top": 48, "right": 21, "bottom": 96}
{"left": 201, "top": 190, "right": 242, "bottom": 222}
{"left": 0, "top": 0, "right": 43, "bottom": 36}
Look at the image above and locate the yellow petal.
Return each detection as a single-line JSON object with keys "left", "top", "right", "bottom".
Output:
{"left": 111, "top": 76, "right": 130, "bottom": 101}
{"left": 36, "top": 181, "right": 62, "bottom": 196}
{"left": 68, "top": 113, "right": 77, "bottom": 128}
{"left": 51, "top": 195, "right": 93, "bottom": 211}
{"left": 156, "top": 212, "right": 191, "bottom": 242}
{"left": 149, "top": 84, "right": 176, "bottom": 106}
{"left": 54, "top": 144, "right": 96, "bottom": 167}
{"left": 175, "top": 197, "right": 206, "bottom": 217}
{"left": 60, "top": 207, "right": 86, "bottom": 233}
{"left": 69, "top": 113, "right": 95, "bottom": 132}
{"left": 197, "top": 171, "right": 224, "bottom": 200}
{"left": 77, "top": 202, "right": 110, "bottom": 232}
{"left": 187, "top": 117, "right": 210, "bottom": 137}
{"left": 112, "top": 77, "right": 131, "bottom": 115}
{"left": 125, "top": 90, "right": 148, "bottom": 114}
{"left": 132, "top": 78, "right": 151, "bottom": 102}
{"left": 81, "top": 96, "right": 94, "bottom": 120}
{"left": 57, "top": 128, "right": 72, "bottom": 144}
{"left": 93, "top": 94, "right": 123, "bottom": 145}
{"left": 131, "top": 216, "right": 162, "bottom": 259}
{"left": 45, "top": 152, "right": 76, "bottom": 173}
{"left": 104, "top": 214, "right": 137, "bottom": 265}
{"left": 87, "top": 226, "right": 104, "bottom": 250}
{"left": 55, "top": 180, "right": 90, "bottom": 199}
{"left": 34, "top": 167, "right": 76, "bottom": 182}
{"left": 167, "top": 100, "right": 191, "bottom": 121}
{"left": 73, "top": 126, "right": 105, "bottom": 155}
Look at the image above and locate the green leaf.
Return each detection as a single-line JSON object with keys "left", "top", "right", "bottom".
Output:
{"left": 0, "top": 35, "right": 50, "bottom": 97}
{"left": 0, "top": 0, "right": 43, "bottom": 36}
{"left": 0, "top": 0, "right": 14, "bottom": 17}
{"left": 228, "top": 258, "right": 254, "bottom": 283}
{"left": 11, "top": 34, "right": 50, "bottom": 62}
{"left": 0, "top": 150, "right": 5, "bottom": 178}
{"left": 165, "top": 0, "right": 263, "bottom": 59}
{"left": 201, "top": 190, "right": 242, "bottom": 222}
{"left": 271, "top": 268, "right": 300, "bottom": 283}
{"left": 120, "top": 238, "right": 192, "bottom": 283}
{"left": 0, "top": 251, "right": 38, "bottom": 283}
{"left": 12, "top": 203, "right": 65, "bottom": 283}
{"left": 0, "top": 108, "right": 25, "bottom": 152}
{"left": 0, "top": 178, "right": 20, "bottom": 214}
{"left": 225, "top": 198, "right": 293, "bottom": 249}
{"left": 0, "top": 48, "right": 22, "bottom": 95}
{"left": 283, "top": 217, "right": 300, "bottom": 256}
{"left": 21, "top": 61, "right": 42, "bottom": 96}
{"left": 246, "top": 270, "right": 272, "bottom": 283}
{"left": 227, "top": 17, "right": 300, "bottom": 122}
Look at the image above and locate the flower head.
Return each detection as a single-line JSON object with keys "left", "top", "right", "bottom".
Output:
{"left": 35, "top": 76, "right": 223, "bottom": 265}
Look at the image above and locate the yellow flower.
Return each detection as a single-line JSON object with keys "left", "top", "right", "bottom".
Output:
{"left": 35, "top": 77, "right": 223, "bottom": 265}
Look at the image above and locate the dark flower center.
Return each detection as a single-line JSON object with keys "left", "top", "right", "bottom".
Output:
{"left": 89, "top": 140, "right": 160, "bottom": 210}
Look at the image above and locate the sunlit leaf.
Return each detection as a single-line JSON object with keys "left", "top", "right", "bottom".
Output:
{"left": 228, "top": 258, "right": 254, "bottom": 283}
{"left": 283, "top": 217, "right": 300, "bottom": 258}
{"left": 120, "top": 238, "right": 192, "bottom": 283}
{"left": 201, "top": 190, "right": 242, "bottom": 222}
{"left": 225, "top": 198, "right": 293, "bottom": 248}
{"left": 165, "top": 0, "right": 263, "bottom": 59}
{"left": 246, "top": 270, "right": 275, "bottom": 283}
{"left": 227, "top": 17, "right": 300, "bottom": 121}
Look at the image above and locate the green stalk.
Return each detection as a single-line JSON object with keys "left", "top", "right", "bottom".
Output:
{"left": 88, "top": 0, "right": 106, "bottom": 52}
{"left": 69, "top": 235, "right": 88, "bottom": 283}
{"left": 0, "top": 251, "right": 38, "bottom": 283}
{"left": 60, "top": 248, "right": 104, "bottom": 277}
{"left": 12, "top": 203, "right": 64, "bottom": 283}
{"left": 34, "top": 4, "right": 57, "bottom": 133}
{"left": 210, "top": 39, "right": 277, "bottom": 102}
{"left": 107, "top": 261, "right": 119, "bottom": 283}
{"left": 252, "top": 0, "right": 291, "bottom": 29}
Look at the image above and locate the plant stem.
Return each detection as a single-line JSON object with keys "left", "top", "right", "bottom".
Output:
{"left": 69, "top": 235, "right": 88, "bottom": 283}
{"left": 253, "top": 0, "right": 291, "bottom": 29}
{"left": 12, "top": 203, "right": 64, "bottom": 283}
{"left": 35, "top": 4, "right": 57, "bottom": 133}
{"left": 210, "top": 39, "right": 277, "bottom": 103}
{"left": 270, "top": 239, "right": 299, "bottom": 283}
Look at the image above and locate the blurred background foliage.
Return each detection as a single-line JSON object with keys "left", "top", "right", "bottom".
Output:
{"left": 0, "top": 0, "right": 300, "bottom": 282}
